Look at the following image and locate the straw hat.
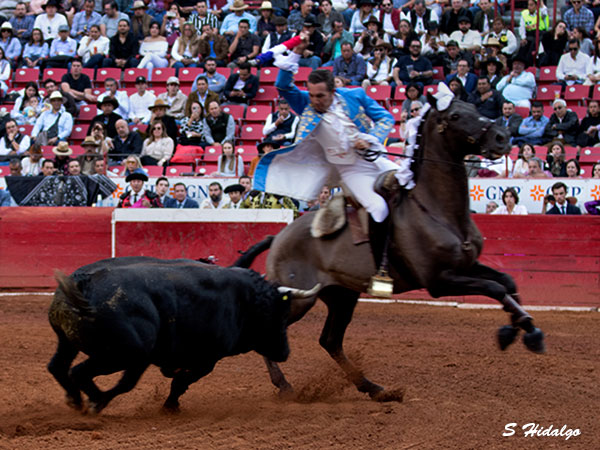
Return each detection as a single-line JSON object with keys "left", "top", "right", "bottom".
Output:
{"left": 230, "top": 0, "right": 249, "bottom": 11}
{"left": 52, "top": 141, "right": 72, "bottom": 156}
{"left": 148, "top": 98, "right": 169, "bottom": 110}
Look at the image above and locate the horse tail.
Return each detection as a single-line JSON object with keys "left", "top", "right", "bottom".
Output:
{"left": 53, "top": 270, "right": 95, "bottom": 317}
{"left": 232, "top": 236, "right": 274, "bottom": 268}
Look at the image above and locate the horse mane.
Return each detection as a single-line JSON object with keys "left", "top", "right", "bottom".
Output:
{"left": 409, "top": 107, "right": 432, "bottom": 186}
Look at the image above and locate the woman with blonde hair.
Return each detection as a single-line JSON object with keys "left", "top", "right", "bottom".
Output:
{"left": 171, "top": 22, "right": 201, "bottom": 70}
{"left": 141, "top": 120, "right": 175, "bottom": 166}
{"left": 118, "top": 154, "right": 145, "bottom": 177}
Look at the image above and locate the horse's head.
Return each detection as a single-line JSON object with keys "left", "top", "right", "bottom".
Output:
{"left": 426, "top": 95, "right": 510, "bottom": 160}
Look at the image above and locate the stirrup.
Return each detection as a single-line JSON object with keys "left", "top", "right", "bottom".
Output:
{"left": 368, "top": 268, "right": 394, "bottom": 298}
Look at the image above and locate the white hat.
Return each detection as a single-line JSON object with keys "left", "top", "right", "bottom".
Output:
{"left": 49, "top": 91, "right": 63, "bottom": 100}
{"left": 167, "top": 76, "right": 180, "bottom": 85}
{"left": 1, "top": 22, "right": 12, "bottom": 30}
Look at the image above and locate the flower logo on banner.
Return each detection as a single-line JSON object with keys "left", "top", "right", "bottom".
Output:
{"left": 470, "top": 185, "right": 484, "bottom": 201}
{"left": 530, "top": 185, "right": 545, "bottom": 201}
{"left": 591, "top": 185, "right": 600, "bottom": 200}
{"left": 115, "top": 184, "right": 125, "bottom": 198}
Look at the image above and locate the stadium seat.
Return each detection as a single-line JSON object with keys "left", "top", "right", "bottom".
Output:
{"left": 525, "top": 66, "right": 536, "bottom": 76}
{"left": 252, "top": 85, "right": 279, "bottom": 106}
{"left": 236, "top": 145, "right": 258, "bottom": 162}
{"left": 543, "top": 105, "right": 553, "bottom": 117}
{"left": 0, "top": 166, "right": 9, "bottom": 176}
{"left": 365, "top": 85, "right": 391, "bottom": 106}
{"left": 538, "top": 66, "right": 557, "bottom": 83}
{"left": 592, "top": 84, "right": 600, "bottom": 100}
{"left": 18, "top": 124, "right": 33, "bottom": 135}
{"left": 147, "top": 87, "right": 166, "bottom": 96}
{"left": 197, "top": 162, "right": 218, "bottom": 175}
{"left": 71, "top": 145, "right": 85, "bottom": 157}
{"left": 296, "top": 67, "right": 312, "bottom": 83}
{"left": 536, "top": 85, "right": 561, "bottom": 103}
{"left": 233, "top": 66, "right": 258, "bottom": 76}
{"left": 245, "top": 104, "right": 272, "bottom": 122}
{"left": 221, "top": 104, "right": 245, "bottom": 121}
{"left": 534, "top": 145, "right": 548, "bottom": 158}
{"left": 393, "top": 86, "right": 407, "bottom": 103}
{"left": 259, "top": 67, "right": 279, "bottom": 84}
{"left": 69, "top": 125, "right": 87, "bottom": 143}
{"left": 41, "top": 146, "right": 54, "bottom": 158}
{"left": 129, "top": 123, "right": 147, "bottom": 134}
{"left": 178, "top": 67, "right": 203, "bottom": 87}
{"left": 78, "top": 104, "right": 97, "bottom": 121}
{"left": 216, "top": 67, "right": 231, "bottom": 78}
{"left": 515, "top": 106, "right": 529, "bottom": 118}
{"left": 239, "top": 124, "right": 264, "bottom": 145}
{"left": 564, "top": 146, "right": 578, "bottom": 160}
{"left": 14, "top": 68, "right": 38, "bottom": 88}
{"left": 151, "top": 68, "right": 176, "bottom": 86}
{"left": 108, "top": 165, "right": 124, "bottom": 176}
{"left": 123, "top": 68, "right": 148, "bottom": 86}
{"left": 317, "top": 65, "right": 333, "bottom": 71}
{"left": 165, "top": 165, "right": 194, "bottom": 176}
{"left": 43, "top": 68, "right": 67, "bottom": 81}
{"left": 564, "top": 85, "right": 590, "bottom": 105}
{"left": 81, "top": 68, "right": 95, "bottom": 82}
{"left": 432, "top": 66, "right": 444, "bottom": 81}
{"left": 570, "top": 105, "right": 587, "bottom": 119}
{"left": 579, "top": 147, "right": 600, "bottom": 164}
{"left": 96, "top": 68, "right": 121, "bottom": 84}
{"left": 145, "top": 166, "right": 164, "bottom": 176}
{"left": 389, "top": 105, "right": 403, "bottom": 123}
{"left": 124, "top": 87, "right": 138, "bottom": 96}
{"left": 423, "top": 84, "right": 438, "bottom": 95}
{"left": 387, "top": 125, "right": 402, "bottom": 140}
{"left": 204, "top": 145, "right": 221, "bottom": 162}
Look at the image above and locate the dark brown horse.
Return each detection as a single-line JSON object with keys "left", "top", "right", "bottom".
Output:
{"left": 239, "top": 97, "right": 545, "bottom": 402}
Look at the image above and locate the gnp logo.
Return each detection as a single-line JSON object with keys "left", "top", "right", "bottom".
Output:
{"left": 470, "top": 185, "right": 484, "bottom": 201}
{"left": 590, "top": 185, "right": 600, "bottom": 200}
{"left": 529, "top": 185, "right": 545, "bottom": 201}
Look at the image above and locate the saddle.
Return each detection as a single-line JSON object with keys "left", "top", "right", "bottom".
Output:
{"left": 310, "top": 192, "right": 369, "bottom": 244}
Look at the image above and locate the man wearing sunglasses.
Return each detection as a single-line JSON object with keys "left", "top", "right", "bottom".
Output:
{"left": 563, "top": 0, "right": 594, "bottom": 33}
{"left": 543, "top": 98, "right": 580, "bottom": 145}
{"left": 556, "top": 38, "right": 590, "bottom": 87}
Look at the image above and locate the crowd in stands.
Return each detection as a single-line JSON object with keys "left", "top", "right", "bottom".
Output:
{"left": 0, "top": 0, "right": 599, "bottom": 212}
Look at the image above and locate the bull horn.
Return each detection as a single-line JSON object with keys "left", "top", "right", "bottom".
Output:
{"left": 278, "top": 283, "right": 321, "bottom": 299}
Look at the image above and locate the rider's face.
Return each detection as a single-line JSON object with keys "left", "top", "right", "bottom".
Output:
{"left": 307, "top": 82, "right": 334, "bottom": 113}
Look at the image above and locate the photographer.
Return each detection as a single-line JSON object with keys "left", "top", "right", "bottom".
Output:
{"left": 354, "top": 17, "right": 382, "bottom": 58}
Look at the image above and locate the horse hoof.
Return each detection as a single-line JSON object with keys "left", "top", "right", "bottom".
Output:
{"left": 497, "top": 325, "right": 519, "bottom": 351}
{"left": 65, "top": 394, "right": 83, "bottom": 411}
{"left": 85, "top": 401, "right": 103, "bottom": 416}
{"left": 278, "top": 386, "right": 295, "bottom": 401}
{"left": 161, "top": 403, "right": 181, "bottom": 414}
{"left": 523, "top": 327, "right": 546, "bottom": 354}
{"left": 371, "top": 388, "right": 404, "bottom": 403}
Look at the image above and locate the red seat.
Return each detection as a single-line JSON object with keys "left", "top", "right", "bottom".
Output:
{"left": 96, "top": 68, "right": 121, "bottom": 84}
{"left": 14, "top": 68, "right": 38, "bottom": 87}
{"left": 365, "top": 85, "right": 392, "bottom": 104}
{"left": 317, "top": 65, "right": 333, "bottom": 72}
{"left": 233, "top": 66, "right": 258, "bottom": 76}
{"left": 387, "top": 124, "right": 402, "bottom": 140}
{"left": 432, "top": 66, "right": 444, "bottom": 81}
{"left": 71, "top": 145, "right": 85, "bottom": 157}
{"left": 203, "top": 145, "right": 221, "bottom": 162}
{"left": 0, "top": 166, "right": 10, "bottom": 176}
{"left": 259, "top": 67, "right": 279, "bottom": 84}
{"left": 18, "top": 124, "right": 33, "bottom": 135}
{"left": 221, "top": 104, "right": 245, "bottom": 121}
{"left": 151, "top": 67, "right": 176, "bottom": 86}
{"left": 197, "top": 162, "right": 218, "bottom": 175}
{"left": 178, "top": 67, "right": 203, "bottom": 86}
{"left": 539, "top": 66, "right": 557, "bottom": 83}
{"left": 108, "top": 165, "right": 124, "bottom": 176}
{"left": 570, "top": 105, "right": 587, "bottom": 119}
{"left": 245, "top": 104, "right": 272, "bottom": 122}
{"left": 525, "top": 66, "right": 536, "bottom": 76}
{"left": 564, "top": 85, "right": 590, "bottom": 105}
{"left": 123, "top": 68, "right": 148, "bottom": 86}
{"left": 129, "top": 123, "right": 147, "bottom": 134}
{"left": 389, "top": 105, "right": 404, "bottom": 123}
{"left": 43, "top": 68, "right": 67, "bottom": 82}
{"left": 579, "top": 147, "right": 600, "bottom": 163}
{"left": 536, "top": 85, "right": 562, "bottom": 103}
{"left": 534, "top": 145, "right": 548, "bottom": 159}
{"left": 81, "top": 68, "right": 95, "bottom": 82}
{"left": 423, "top": 85, "right": 438, "bottom": 95}
{"left": 515, "top": 106, "right": 530, "bottom": 118}
{"left": 252, "top": 85, "right": 279, "bottom": 106}
{"left": 165, "top": 165, "right": 194, "bottom": 176}
{"left": 69, "top": 125, "right": 87, "bottom": 143}
{"left": 216, "top": 67, "right": 231, "bottom": 78}
{"left": 239, "top": 124, "right": 264, "bottom": 145}
{"left": 124, "top": 86, "right": 138, "bottom": 96}
{"left": 236, "top": 145, "right": 258, "bottom": 161}
{"left": 592, "top": 84, "right": 600, "bottom": 100}
{"left": 393, "top": 86, "right": 407, "bottom": 102}
{"left": 564, "top": 146, "right": 578, "bottom": 160}
{"left": 145, "top": 166, "right": 165, "bottom": 176}
{"left": 78, "top": 104, "right": 97, "bottom": 121}
{"left": 148, "top": 87, "right": 166, "bottom": 96}
{"left": 41, "top": 146, "right": 54, "bottom": 158}
{"left": 296, "top": 67, "right": 312, "bottom": 83}
{"left": 543, "top": 105, "right": 553, "bottom": 117}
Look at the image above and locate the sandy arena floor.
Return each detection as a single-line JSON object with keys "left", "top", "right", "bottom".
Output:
{"left": 0, "top": 294, "right": 598, "bottom": 449}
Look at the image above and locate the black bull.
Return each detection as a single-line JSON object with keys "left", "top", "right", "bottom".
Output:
{"left": 47, "top": 256, "right": 318, "bottom": 414}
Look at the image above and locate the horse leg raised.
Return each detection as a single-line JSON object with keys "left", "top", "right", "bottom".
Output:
{"left": 318, "top": 286, "right": 403, "bottom": 402}
{"left": 429, "top": 269, "right": 545, "bottom": 354}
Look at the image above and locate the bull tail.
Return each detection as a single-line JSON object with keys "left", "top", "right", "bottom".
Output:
{"left": 232, "top": 236, "right": 274, "bottom": 268}
{"left": 54, "top": 270, "right": 95, "bottom": 317}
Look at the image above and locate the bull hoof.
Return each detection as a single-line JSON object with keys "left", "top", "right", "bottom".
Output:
{"left": 523, "top": 327, "right": 546, "bottom": 354}
{"left": 370, "top": 388, "right": 404, "bottom": 403}
{"left": 497, "top": 325, "right": 519, "bottom": 351}
{"left": 161, "top": 402, "right": 181, "bottom": 414}
{"left": 278, "top": 386, "right": 295, "bottom": 401}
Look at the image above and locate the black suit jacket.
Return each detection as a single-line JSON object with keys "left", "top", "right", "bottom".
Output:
{"left": 223, "top": 74, "right": 259, "bottom": 104}
{"left": 495, "top": 113, "right": 523, "bottom": 138}
{"left": 546, "top": 203, "right": 582, "bottom": 215}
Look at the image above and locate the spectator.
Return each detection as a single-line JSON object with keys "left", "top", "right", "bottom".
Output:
{"left": 223, "top": 183, "right": 245, "bottom": 208}
{"left": 21, "top": 145, "right": 45, "bottom": 176}
{"left": 239, "top": 174, "right": 252, "bottom": 199}
{"left": 61, "top": 59, "right": 96, "bottom": 104}
{"left": 545, "top": 181, "right": 581, "bottom": 215}
{"left": 21, "top": 28, "right": 48, "bottom": 68}
{"left": 102, "top": 18, "right": 139, "bottom": 69}
{"left": 66, "top": 158, "right": 81, "bottom": 176}
{"left": 140, "top": 120, "right": 174, "bottom": 166}
{"left": 0, "top": 119, "right": 30, "bottom": 156}
{"left": 308, "top": 185, "right": 331, "bottom": 211}
{"left": 262, "top": 16, "right": 293, "bottom": 54}
{"left": 71, "top": 0, "right": 101, "bottom": 42}
{"left": 297, "top": 17, "right": 324, "bottom": 70}
{"left": 41, "top": 78, "right": 77, "bottom": 117}
{"left": 563, "top": 0, "right": 594, "bottom": 33}
{"left": 494, "top": 101, "right": 523, "bottom": 142}
{"left": 288, "top": 0, "right": 317, "bottom": 34}
{"left": 227, "top": 19, "right": 260, "bottom": 68}
{"left": 441, "top": 40, "right": 464, "bottom": 76}
{"left": 348, "top": 0, "right": 377, "bottom": 34}
{"left": 221, "top": 0, "right": 257, "bottom": 36}
{"left": 200, "top": 181, "right": 227, "bottom": 208}
{"left": 180, "top": 101, "right": 209, "bottom": 146}
{"left": 171, "top": 22, "right": 200, "bottom": 70}
{"left": 333, "top": 42, "right": 366, "bottom": 86}
{"left": 362, "top": 39, "right": 395, "bottom": 88}
{"left": 481, "top": 56, "right": 503, "bottom": 89}
{"left": 78, "top": 138, "right": 101, "bottom": 175}
{"left": 223, "top": 62, "right": 259, "bottom": 104}
{"left": 565, "top": 158, "right": 582, "bottom": 179}
{"left": 33, "top": 0, "right": 68, "bottom": 41}
{"left": 190, "top": 0, "right": 219, "bottom": 33}
{"left": 518, "top": 0, "right": 549, "bottom": 66}
{"left": 88, "top": 97, "right": 121, "bottom": 138}
{"left": 168, "top": 182, "right": 200, "bottom": 208}
{"left": 45, "top": 24, "right": 77, "bottom": 69}
{"left": 248, "top": 140, "right": 278, "bottom": 176}
{"left": 128, "top": 76, "right": 156, "bottom": 124}
{"left": 322, "top": 19, "right": 353, "bottom": 64}
{"left": 318, "top": 0, "right": 344, "bottom": 39}
{"left": 511, "top": 143, "right": 535, "bottom": 177}
{"left": 545, "top": 141, "right": 567, "bottom": 177}
{"left": 156, "top": 77, "right": 186, "bottom": 121}
{"left": 20, "top": 96, "right": 41, "bottom": 125}
{"left": 204, "top": 100, "right": 236, "bottom": 145}
{"left": 149, "top": 98, "right": 179, "bottom": 142}
{"left": 485, "top": 201, "right": 498, "bottom": 213}
{"left": 257, "top": 1, "right": 275, "bottom": 39}
{"left": 198, "top": 24, "right": 229, "bottom": 67}
{"left": 120, "top": 155, "right": 145, "bottom": 178}
{"left": 399, "top": 100, "right": 424, "bottom": 141}
{"left": 88, "top": 122, "right": 111, "bottom": 154}
{"left": 130, "top": 1, "right": 152, "bottom": 41}
{"left": 526, "top": 156, "right": 552, "bottom": 178}
{"left": 576, "top": 100, "right": 600, "bottom": 147}
{"left": 11, "top": 82, "right": 42, "bottom": 124}
{"left": 445, "top": 58, "right": 477, "bottom": 93}
{"left": 155, "top": 176, "right": 174, "bottom": 206}
{"left": 473, "top": 0, "right": 494, "bottom": 36}
{"left": 514, "top": 101, "right": 548, "bottom": 146}
{"left": 98, "top": 78, "right": 129, "bottom": 119}
{"left": 394, "top": 38, "right": 433, "bottom": 86}
{"left": 262, "top": 99, "right": 298, "bottom": 146}
{"left": 161, "top": 4, "right": 182, "bottom": 46}
{"left": 92, "top": 158, "right": 106, "bottom": 176}
{"left": 449, "top": 16, "right": 481, "bottom": 53}
{"left": 591, "top": 162, "right": 600, "bottom": 178}
{"left": 543, "top": 99, "right": 579, "bottom": 146}
{"left": 496, "top": 55, "right": 536, "bottom": 108}
{"left": 0, "top": 22, "right": 22, "bottom": 67}
{"left": 467, "top": 77, "right": 504, "bottom": 119}
{"left": 107, "top": 118, "right": 143, "bottom": 161}
{"left": 354, "top": 16, "right": 383, "bottom": 59}
{"left": 483, "top": 18, "right": 517, "bottom": 58}
{"left": 9, "top": 2, "right": 34, "bottom": 43}
{"left": 421, "top": 22, "right": 449, "bottom": 66}
{"left": 410, "top": 3, "right": 439, "bottom": 38}
{"left": 138, "top": 21, "right": 168, "bottom": 76}
{"left": 117, "top": 170, "right": 163, "bottom": 208}
{"left": 538, "top": 20, "right": 568, "bottom": 67}
{"left": 401, "top": 83, "right": 427, "bottom": 114}
{"left": 572, "top": 26, "right": 593, "bottom": 56}
{"left": 100, "top": 1, "right": 129, "bottom": 39}
{"left": 186, "top": 76, "right": 219, "bottom": 116}
{"left": 41, "top": 159, "right": 57, "bottom": 176}
{"left": 556, "top": 39, "right": 590, "bottom": 87}
{"left": 492, "top": 187, "right": 528, "bottom": 215}
{"left": 377, "top": 0, "right": 400, "bottom": 40}
{"left": 8, "top": 158, "right": 23, "bottom": 176}
{"left": 77, "top": 24, "right": 110, "bottom": 68}
{"left": 390, "top": 19, "right": 419, "bottom": 58}
{"left": 32, "top": 91, "right": 73, "bottom": 146}
{"left": 441, "top": 0, "right": 472, "bottom": 35}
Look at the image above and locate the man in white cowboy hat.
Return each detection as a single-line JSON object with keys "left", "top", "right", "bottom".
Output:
{"left": 33, "top": 0, "right": 68, "bottom": 41}
{"left": 71, "top": 0, "right": 102, "bottom": 42}
{"left": 9, "top": 2, "right": 34, "bottom": 43}
{"left": 32, "top": 91, "right": 74, "bottom": 146}
{"left": 0, "top": 22, "right": 22, "bottom": 65}
{"left": 131, "top": 0, "right": 152, "bottom": 41}
{"left": 157, "top": 76, "right": 188, "bottom": 120}
{"left": 190, "top": 0, "right": 219, "bottom": 31}
{"left": 220, "top": 0, "right": 257, "bottom": 36}
{"left": 128, "top": 75, "right": 156, "bottom": 124}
